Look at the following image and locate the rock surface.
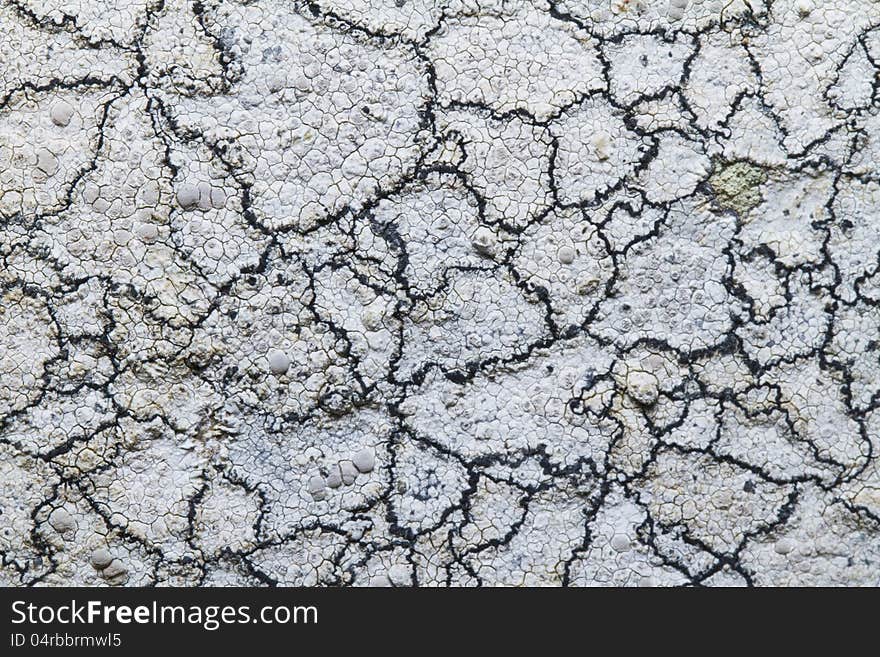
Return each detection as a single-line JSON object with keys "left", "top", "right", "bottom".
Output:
{"left": 1, "top": 0, "right": 879, "bottom": 588}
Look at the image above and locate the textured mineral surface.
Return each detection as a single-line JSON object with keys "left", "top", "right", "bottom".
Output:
{"left": 2, "top": 0, "right": 880, "bottom": 587}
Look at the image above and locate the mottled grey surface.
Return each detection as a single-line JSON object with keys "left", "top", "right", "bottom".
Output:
{"left": 2, "top": 0, "right": 880, "bottom": 587}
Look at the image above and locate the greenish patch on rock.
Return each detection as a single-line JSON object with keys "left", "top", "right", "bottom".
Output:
{"left": 710, "top": 160, "right": 768, "bottom": 216}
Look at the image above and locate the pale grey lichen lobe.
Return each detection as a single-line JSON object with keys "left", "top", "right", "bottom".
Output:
{"left": 2, "top": 0, "right": 880, "bottom": 587}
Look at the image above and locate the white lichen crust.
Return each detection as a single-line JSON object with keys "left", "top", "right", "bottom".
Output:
{"left": 1, "top": 0, "right": 880, "bottom": 588}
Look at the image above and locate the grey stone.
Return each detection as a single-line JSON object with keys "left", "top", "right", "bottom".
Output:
{"left": 210, "top": 186, "right": 227, "bottom": 209}
{"left": 325, "top": 465, "right": 343, "bottom": 489}
{"left": 339, "top": 461, "right": 358, "bottom": 485}
{"left": 176, "top": 183, "right": 200, "bottom": 210}
{"left": 136, "top": 223, "right": 160, "bottom": 243}
{"left": 48, "top": 508, "right": 76, "bottom": 535}
{"left": 610, "top": 534, "right": 631, "bottom": 553}
{"left": 308, "top": 474, "right": 326, "bottom": 500}
{"left": 90, "top": 548, "right": 113, "bottom": 570}
{"left": 267, "top": 349, "right": 290, "bottom": 375}
{"left": 557, "top": 245, "right": 576, "bottom": 265}
{"left": 626, "top": 370, "right": 659, "bottom": 406}
{"left": 471, "top": 227, "right": 496, "bottom": 256}
{"left": 352, "top": 448, "right": 375, "bottom": 474}
{"left": 102, "top": 559, "right": 128, "bottom": 582}
{"left": 50, "top": 100, "right": 75, "bottom": 127}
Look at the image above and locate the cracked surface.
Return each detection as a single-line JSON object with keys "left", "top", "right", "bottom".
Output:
{"left": 2, "top": 0, "right": 880, "bottom": 587}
